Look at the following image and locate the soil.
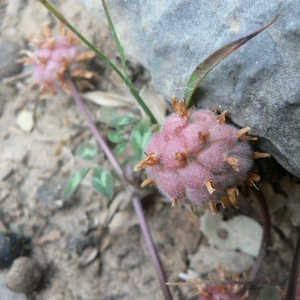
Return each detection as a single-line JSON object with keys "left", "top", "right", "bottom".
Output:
{"left": 0, "top": 1, "right": 299, "bottom": 300}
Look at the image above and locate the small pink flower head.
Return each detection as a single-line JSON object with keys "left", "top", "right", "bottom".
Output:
{"left": 135, "top": 96, "right": 270, "bottom": 215}
{"left": 19, "top": 25, "right": 95, "bottom": 94}
{"left": 178, "top": 267, "right": 248, "bottom": 300}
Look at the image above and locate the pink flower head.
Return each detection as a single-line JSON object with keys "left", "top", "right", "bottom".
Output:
{"left": 19, "top": 26, "right": 95, "bottom": 94}
{"left": 135, "top": 96, "right": 269, "bottom": 215}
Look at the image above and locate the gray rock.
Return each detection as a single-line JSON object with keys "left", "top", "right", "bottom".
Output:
{"left": 0, "top": 37, "right": 22, "bottom": 79}
{"left": 78, "top": 0, "right": 300, "bottom": 177}
{"left": 0, "top": 232, "right": 25, "bottom": 269}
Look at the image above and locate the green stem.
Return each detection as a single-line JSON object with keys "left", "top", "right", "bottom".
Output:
{"left": 38, "top": 0, "right": 157, "bottom": 125}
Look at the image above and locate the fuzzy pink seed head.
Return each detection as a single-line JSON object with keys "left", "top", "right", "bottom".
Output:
{"left": 136, "top": 97, "right": 259, "bottom": 214}
{"left": 179, "top": 267, "right": 248, "bottom": 300}
{"left": 19, "top": 26, "right": 95, "bottom": 94}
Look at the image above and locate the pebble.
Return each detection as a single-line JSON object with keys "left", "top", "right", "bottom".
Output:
{"left": 0, "top": 37, "right": 22, "bottom": 80}
{"left": 0, "top": 273, "right": 26, "bottom": 300}
{"left": 6, "top": 257, "right": 42, "bottom": 293}
{"left": 0, "top": 232, "right": 25, "bottom": 269}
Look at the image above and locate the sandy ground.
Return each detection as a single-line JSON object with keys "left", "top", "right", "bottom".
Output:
{"left": 0, "top": 1, "right": 299, "bottom": 299}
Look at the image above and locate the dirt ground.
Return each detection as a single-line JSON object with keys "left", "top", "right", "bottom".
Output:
{"left": 0, "top": 1, "right": 299, "bottom": 299}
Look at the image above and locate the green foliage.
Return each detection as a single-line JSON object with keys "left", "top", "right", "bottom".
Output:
{"left": 120, "top": 156, "right": 139, "bottom": 169}
{"left": 63, "top": 167, "right": 91, "bottom": 198}
{"left": 99, "top": 108, "right": 147, "bottom": 158}
{"left": 101, "top": 0, "right": 127, "bottom": 79}
{"left": 91, "top": 167, "right": 113, "bottom": 199}
{"left": 114, "top": 142, "right": 127, "bottom": 155}
{"left": 107, "top": 130, "right": 124, "bottom": 143}
{"left": 75, "top": 144, "right": 97, "bottom": 161}
{"left": 130, "top": 119, "right": 151, "bottom": 159}
{"left": 98, "top": 107, "right": 123, "bottom": 124}
{"left": 109, "top": 114, "right": 140, "bottom": 126}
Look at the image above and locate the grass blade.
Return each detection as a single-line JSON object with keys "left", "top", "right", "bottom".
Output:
{"left": 102, "top": 0, "right": 128, "bottom": 79}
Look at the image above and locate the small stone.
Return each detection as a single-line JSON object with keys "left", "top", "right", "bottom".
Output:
{"left": 6, "top": 257, "right": 42, "bottom": 293}
{"left": 0, "top": 273, "right": 26, "bottom": 300}
{"left": 16, "top": 109, "right": 34, "bottom": 132}
{"left": 35, "top": 182, "right": 62, "bottom": 207}
{"left": 0, "top": 232, "right": 25, "bottom": 269}
{"left": 0, "top": 37, "right": 22, "bottom": 79}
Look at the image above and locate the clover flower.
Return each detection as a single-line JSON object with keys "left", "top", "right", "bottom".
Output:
{"left": 19, "top": 25, "right": 95, "bottom": 94}
{"left": 135, "top": 96, "right": 269, "bottom": 215}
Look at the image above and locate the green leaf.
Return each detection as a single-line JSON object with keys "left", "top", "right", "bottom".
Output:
{"left": 130, "top": 119, "right": 151, "bottom": 159}
{"left": 109, "top": 115, "right": 139, "bottom": 126}
{"left": 75, "top": 144, "right": 97, "bottom": 161}
{"left": 114, "top": 141, "right": 127, "bottom": 155}
{"left": 120, "top": 156, "right": 139, "bottom": 169}
{"left": 91, "top": 167, "right": 113, "bottom": 199}
{"left": 98, "top": 107, "right": 123, "bottom": 124}
{"left": 184, "top": 12, "right": 281, "bottom": 108}
{"left": 63, "top": 167, "right": 91, "bottom": 198}
{"left": 107, "top": 130, "right": 124, "bottom": 143}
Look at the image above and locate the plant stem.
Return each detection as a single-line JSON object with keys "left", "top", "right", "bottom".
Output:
{"left": 38, "top": 0, "right": 157, "bottom": 125}
{"left": 285, "top": 229, "right": 300, "bottom": 300}
{"left": 66, "top": 78, "right": 172, "bottom": 300}
{"left": 132, "top": 194, "right": 173, "bottom": 300}
{"left": 237, "top": 187, "right": 271, "bottom": 296}
{"left": 247, "top": 188, "right": 271, "bottom": 281}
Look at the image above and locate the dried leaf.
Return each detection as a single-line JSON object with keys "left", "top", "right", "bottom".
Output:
{"left": 33, "top": 230, "right": 61, "bottom": 245}
{"left": 82, "top": 91, "right": 134, "bottom": 107}
{"left": 109, "top": 211, "right": 139, "bottom": 235}
{"left": 200, "top": 210, "right": 262, "bottom": 257}
{"left": 139, "top": 85, "right": 168, "bottom": 123}
{"left": 100, "top": 191, "right": 130, "bottom": 226}
{"left": 78, "top": 247, "right": 98, "bottom": 268}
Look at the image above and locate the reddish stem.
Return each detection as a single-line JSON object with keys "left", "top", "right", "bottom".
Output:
{"left": 247, "top": 188, "right": 271, "bottom": 281}
{"left": 285, "top": 230, "right": 300, "bottom": 300}
{"left": 237, "top": 187, "right": 271, "bottom": 296}
{"left": 66, "top": 78, "right": 173, "bottom": 300}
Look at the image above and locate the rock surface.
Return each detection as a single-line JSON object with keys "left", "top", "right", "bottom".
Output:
{"left": 77, "top": 0, "right": 300, "bottom": 178}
